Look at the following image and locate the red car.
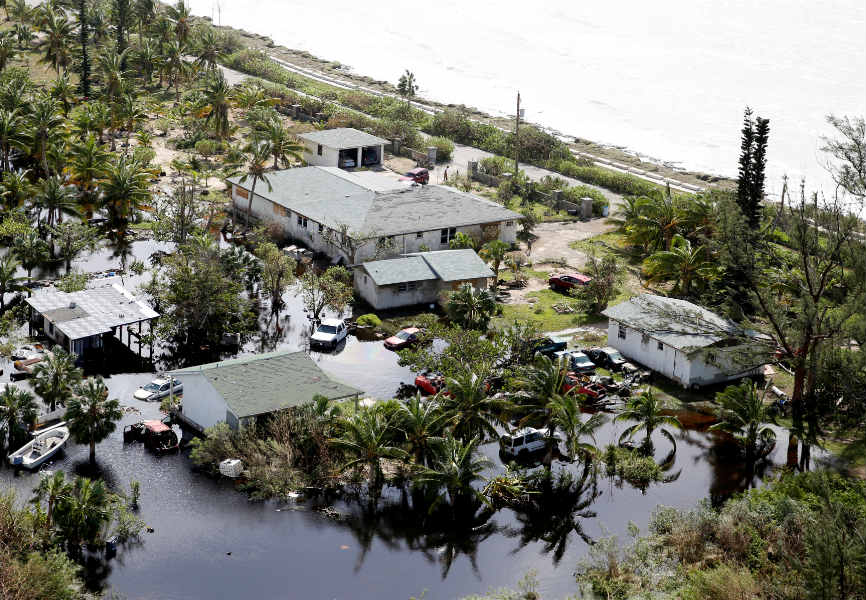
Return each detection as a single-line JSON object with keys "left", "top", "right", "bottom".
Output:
{"left": 548, "top": 273, "right": 592, "bottom": 292}
{"left": 400, "top": 167, "right": 429, "bottom": 184}
{"left": 562, "top": 373, "right": 606, "bottom": 400}
{"left": 384, "top": 327, "right": 422, "bottom": 351}
{"left": 415, "top": 373, "right": 445, "bottom": 396}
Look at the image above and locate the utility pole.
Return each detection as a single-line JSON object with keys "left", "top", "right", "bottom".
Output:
{"left": 513, "top": 91, "right": 521, "bottom": 177}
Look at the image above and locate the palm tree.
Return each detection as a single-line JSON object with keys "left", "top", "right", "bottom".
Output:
{"left": 516, "top": 354, "right": 574, "bottom": 465}
{"left": 65, "top": 376, "right": 124, "bottom": 466}
{"left": 0, "top": 383, "right": 37, "bottom": 450}
{"left": 13, "top": 23, "right": 34, "bottom": 49}
{"left": 710, "top": 380, "right": 777, "bottom": 461}
{"left": 31, "top": 469, "right": 68, "bottom": 532}
{"left": 445, "top": 282, "right": 496, "bottom": 331}
{"left": 614, "top": 194, "right": 642, "bottom": 225}
{"left": 448, "top": 231, "right": 476, "bottom": 250}
{"left": 417, "top": 435, "right": 491, "bottom": 509}
{"left": 38, "top": 6, "right": 73, "bottom": 75}
{"left": 628, "top": 185, "right": 682, "bottom": 251}
{"left": 194, "top": 27, "right": 224, "bottom": 72}
{"left": 258, "top": 117, "right": 303, "bottom": 169}
{"left": 50, "top": 74, "right": 77, "bottom": 116}
{"left": 27, "top": 94, "right": 64, "bottom": 176}
{"left": 679, "top": 192, "right": 717, "bottom": 240}
{"left": 133, "top": 38, "right": 159, "bottom": 86}
{"left": 0, "top": 253, "right": 24, "bottom": 312}
{"left": 329, "top": 409, "right": 407, "bottom": 499}
{"left": 0, "top": 108, "right": 27, "bottom": 171}
{"left": 8, "top": 0, "right": 30, "bottom": 24}
{"left": 439, "top": 367, "right": 505, "bottom": 443}
{"left": 37, "top": 175, "right": 79, "bottom": 229}
{"left": 643, "top": 234, "right": 717, "bottom": 296}
{"left": 479, "top": 239, "right": 509, "bottom": 289}
{"left": 14, "top": 230, "right": 49, "bottom": 287}
{"left": 200, "top": 72, "right": 233, "bottom": 139}
{"left": 547, "top": 394, "right": 606, "bottom": 462}
{"left": 119, "top": 91, "right": 146, "bottom": 146}
{"left": 162, "top": 39, "right": 189, "bottom": 101}
{"left": 615, "top": 389, "right": 682, "bottom": 455}
{"left": 100, "top": 155, "right": 150, "bottom": 237}
{"left": 396, "top": 69, "right": 417, "bottom": 107}
{"left": 0, "top": 168, "right": 32, "bottom": 211}
{"left": 238, "top": 141, "right": 272, "bottom": 229}
{"left": 52, "top": 476, "right": 111, "bottom": 548}
{"left": 0, "top": 35, "right": 18, "bottom": 72}
{"left": 395, "top": 395, "right": 448, "bottom": 466}
{"left": 133, "top": 0, "right": 156, "bottom": 40}
{"left": 166, "top": 0, "right": 192, "bottom": 43}
{"left": 32, "top": 348, "right": 83, "bottom": 412}
{"left": 68, "top": 133, "right": 110, "bottom": 216}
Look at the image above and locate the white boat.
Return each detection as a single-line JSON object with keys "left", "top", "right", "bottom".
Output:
{"left": 8, "top": 422, "right": 70, "bottom": 470}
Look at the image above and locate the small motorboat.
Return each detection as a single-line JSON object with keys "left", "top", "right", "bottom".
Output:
{"left": 8, "top": 422, "right": 70, "bottom": 470}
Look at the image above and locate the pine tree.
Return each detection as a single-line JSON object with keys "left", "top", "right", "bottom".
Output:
{"left": 77, "top": 0, "right": 90, "bottom": 98}
{"left": 736, "top": 107, "right": 754, "bottom": 220}
{"left": 736, "top": 107, "right": 770, "bottom": 229}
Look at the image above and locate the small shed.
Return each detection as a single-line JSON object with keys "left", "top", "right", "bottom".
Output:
{"left": 299, "top": 128, "right": 388, "bottom": 169}
{"left": 25, "top": 283, "right": 159, "bottom": 363}
{"left": 355, "top": 249, "right": 494, "bottom": 310}
{"left": 169, "top": 351, "right": 362, "bottom": 431}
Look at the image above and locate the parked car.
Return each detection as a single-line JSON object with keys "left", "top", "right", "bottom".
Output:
{"left": 311, "top": 318, "right": 349, "bottom": 349}
{"left": 531, "top": 337, "right": 568, "bottom": 357}
{"left": 415, "top": 373, "right": 445, "bottom": 396}
{"left": 585, "top": 346, "right": 628, "bottom": 371}
{"left": 340, "top": 157, "right": 356, "bottom": 168}
{"left": 553, "top": 350, "right": 596, "bottom": 374}
{"left": 134, "top": 377, "right": 182, "bottom": 402}
{"left": 500, "top": 427, "right": 553, "bottom": 458}
{"left": 548, "top": 273, "right": 592, "bottom": 292}
{"left": 123, "top": 420, "right": 180, "bottom": 453}
{"left": 384, "top": 327, "right": 422, "bottom": 351}
{"left": 400, "top": 167, "right": 429, "bottom": 184}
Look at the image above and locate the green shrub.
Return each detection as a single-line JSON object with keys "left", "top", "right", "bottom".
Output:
{"left": 545, "top": 158, "right": 660, "bottom": 197}
{"left": 480, "top": 156, "right": 510, "bottom": 176}
{"left": 428, "top": 136, "right": 454, "bottom": 162}
{"left": 194, "top": 139, "right": 219, "bottom": 158}
{"left": 356, "top": 313, "right": 382, "bottom": 328}
{"left": 497, "top": 180, "right": 513, "bottom": 202}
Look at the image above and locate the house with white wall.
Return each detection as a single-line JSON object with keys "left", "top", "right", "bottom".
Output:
{"left": 299, "top": 128, "right": 387, "bottom": 169}
{"left": 355, "top": 249, "right": 494, "bottom": 310}
{"left": 227, "top": 166, "right": 521, "bottom": 264}
{"left": 169, "top": 351, "right": 362, "bottom": 432}
{"left": 602, "top": 295, "right": 765, "bottom": 387}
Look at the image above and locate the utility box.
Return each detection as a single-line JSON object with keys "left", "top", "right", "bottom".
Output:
{"left": 219, "top": 459, "right": 244, "bottom": 478}
{"left": 426, "top": 146, "right": 437, "bottom": 164}
{"left": 581, "top": 197, "right": 594, "bottom": 220}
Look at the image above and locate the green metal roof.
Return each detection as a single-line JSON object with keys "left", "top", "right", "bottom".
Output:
{"left": 602, "top": 294, "right": 741, "bottom": 353}
{"left": 363, "top": 256, "right": 437, "bottom": 286}
{"left": 170, "top": 351, "right": 361, "bottom": 418}
{"left": 409, "top": 249, "right": 495, "bottom": 282}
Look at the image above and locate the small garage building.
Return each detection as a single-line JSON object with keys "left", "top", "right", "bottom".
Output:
{"left": 299, "top": 128, "right": 388, "bottom": 169}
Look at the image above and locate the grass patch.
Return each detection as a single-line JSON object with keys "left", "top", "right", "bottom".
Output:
{"left": 494, "top": 288, "right": 589, "bottom": 332}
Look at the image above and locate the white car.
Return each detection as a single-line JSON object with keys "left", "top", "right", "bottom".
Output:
{"left": 310, "top": 318, "right": 349, "bottom": 350}
{"left": 554, "top": 350, "right": 597, "bottom": 374}
{"left": 134, "top": 377, "right": 182, "bottom": 402}
{"left": 500, "top": 427, "right": 556, "bottom": 458}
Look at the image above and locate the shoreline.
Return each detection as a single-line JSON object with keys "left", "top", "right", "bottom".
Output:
{"left": 196, "top": 16, "right": 734, "bottom": 194}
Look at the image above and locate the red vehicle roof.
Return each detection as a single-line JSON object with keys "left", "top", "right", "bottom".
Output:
{"left": 553, "top": 272, "right": 591, "bottom": 282}
{"left": 144, "top": 420, "right": 170, "bottom": 433}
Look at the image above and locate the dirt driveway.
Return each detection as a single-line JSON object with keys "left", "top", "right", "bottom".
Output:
{"left": 528, "top": 219, "right": 617, "bottom": 268}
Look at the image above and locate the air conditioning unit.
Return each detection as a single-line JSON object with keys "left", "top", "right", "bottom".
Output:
{"left": 219, "top": 459, "right": 244, "bottom": 478}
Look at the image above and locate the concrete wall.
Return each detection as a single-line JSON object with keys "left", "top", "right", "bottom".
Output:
{"left": 301, "top": 140, "right": 340, "bottom": 167}
{"left": 232, "top": 185, "right": 519, "bottom": 264}
{"left": 174, "top": 373, "right": 226, "bottom": 431}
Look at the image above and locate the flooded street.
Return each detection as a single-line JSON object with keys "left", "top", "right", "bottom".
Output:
{"left": 1, "top": 237, "right": 809, "bottom": 599}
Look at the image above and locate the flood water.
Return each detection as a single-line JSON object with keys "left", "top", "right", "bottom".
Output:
{"left": 0, "top": 238, "right": 813, "bottom": 599}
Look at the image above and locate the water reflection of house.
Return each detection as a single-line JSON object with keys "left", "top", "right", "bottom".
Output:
{"left": 298, "top": 128, "right": 387, "bottom": 169}
{"left": 602, "top": 294, "right": 765, "bottom": 387}
{"left": 355, "top": 249, "right": 494, "bottom": 310}
{"left": 25, "top": 283, "right": 159, "bottom": 364}
{"left": 169, "top": 351, "right": 362, "bottom": 432}
{"left": 226, "top": 166, "right": 520, "bottom": 264}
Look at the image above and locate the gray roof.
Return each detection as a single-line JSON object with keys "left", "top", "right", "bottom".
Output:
{"left": 227, "top": 167, "right": 522, "bottom": 238}
{"left": 299, "top": 128, "right": 388, "bottom": 149}
{"left": 26, "top": 283, "right": 159, "bottom": 341}
{"left": 363, "top": 256, "right": 437, "bottom": 286}
{"left": 409, "top": 249, "right": 495, "bottom": 282}
{"left": 170, "top": 351, "right": 362, "bottom": 418}
{"left": 602, "top": 294, "right": 742, "bottom": 353}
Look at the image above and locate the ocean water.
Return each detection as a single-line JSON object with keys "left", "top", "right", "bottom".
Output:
{"left": 191, "top": 0, "right": 866, "bottom": 199}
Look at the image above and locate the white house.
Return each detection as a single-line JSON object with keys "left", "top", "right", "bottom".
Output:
{"left": 227, "top": 166, "right": 521, "bottom": 264}
{"left": 169, "top": 351, "right": 362, "bottom": 431}
{"left": 298, "top": 128, "right": 387, "bottom": 169}
{"left": 602, "top": 295, "right": 764, "bottom": 387}
{"left": 354, "top": 249, "right": 495, "bottom": 310}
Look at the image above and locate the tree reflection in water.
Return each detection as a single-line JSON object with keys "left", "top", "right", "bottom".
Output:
{"left": 505, "top": 462, "right": 601, "bottom": 565}
{"left": 337, "top": 486, "right": 500, "bottom": 578}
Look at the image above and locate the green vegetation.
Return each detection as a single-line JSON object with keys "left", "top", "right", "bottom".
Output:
{"left": 356, "top": 313, "right": 382, "bottom": 328}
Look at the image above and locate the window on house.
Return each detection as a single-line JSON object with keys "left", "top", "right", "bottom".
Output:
{"left": 641, "top": 333, "right": 650, "bottom": 346}
{"left": 657, "top": 341, "right": 664, "bottom": 351}
{"left": 297, "top": 215, "right": 307, "bottom": 228}
{"left": 416, "top": 232, "right": 423, "bottom": 239}
{"left": 318, "top": 223, "right": 324, "bottom": 233}
{"left": 407, "top": 281, "right": 418, "bottom": 291}
{"left": 618, "top": 325, "right": 627, "bottom": 340}
{"left": 317, "top": 144, "right": 323, "bottom": 156}
{"left": 506, "top": 220, "right": 514, "bottom": 226}
{"left": 706, "top": 351, "right": 717, "bottom": 364}
{"left": 397, "top": 283, "right": 408, "bottom": 293}
{"left": 440, "top": 227, "right": 457, "bottom": 245}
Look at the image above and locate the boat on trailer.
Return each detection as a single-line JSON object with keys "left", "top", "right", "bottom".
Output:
{"left": 8, "top": 422, "right": 70, "bottom": 470}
